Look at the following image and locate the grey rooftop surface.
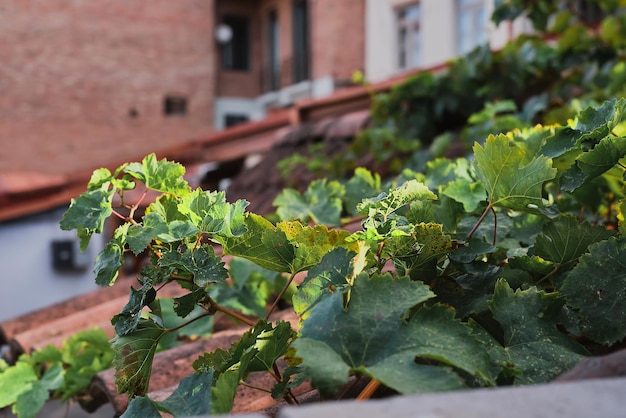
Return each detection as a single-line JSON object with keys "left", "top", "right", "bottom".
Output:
{"left": 270, "top": 377, "right": 626, "bottom": 418}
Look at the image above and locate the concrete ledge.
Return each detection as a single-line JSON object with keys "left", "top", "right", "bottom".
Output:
{"left": 275, "top": 377, "right": 626, "bottom": 418}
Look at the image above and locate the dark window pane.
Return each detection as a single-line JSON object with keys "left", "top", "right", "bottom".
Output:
{"left": 268, "top": 9, "right": 280, "bottom": 91}
{"left": 224, "top": 114, "right": 249, "bottom": 127}
{"left": 293, "top": 0, "right": 310, "bottom": 83}
{"left": 163, "top": 95, "right": 187, "bottom": 116}
{"left": 222, "top": 15, "right": 250, "bottom": 71}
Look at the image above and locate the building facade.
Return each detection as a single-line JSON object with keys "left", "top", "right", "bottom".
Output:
{"left": 213, "top": 0, "right": 365, "bottom": 129}
{"left": 365, "top": 0, "right": 533, "bottom": 82}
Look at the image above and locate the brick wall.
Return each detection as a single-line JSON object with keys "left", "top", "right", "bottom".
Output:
{"left": 311, "top": 0, "right": 365, "bottom": 84}
{"left": 0, "top": 0, "right": 216, "bottom": 129}
{"left": 216, "top": 0, "right": 365, "bottom": 98}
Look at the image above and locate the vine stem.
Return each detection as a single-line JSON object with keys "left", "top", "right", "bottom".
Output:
{"left": 208, "top": 295, "right": 257, "bottom": 327}
{"left": 266, "top": 272, "right": 297, "bottom": 320}
{"left": 166, "top": 311, "right": 213, "bottom": 334}
{"left": 467, "top": 202, "right": 493, "bottom": 241}
{"left": 356, "top": 379, "right": 380, "bottom": 401}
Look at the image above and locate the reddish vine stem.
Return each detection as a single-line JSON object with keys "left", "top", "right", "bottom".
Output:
{"left": 266, "top": 272, "right": 297, "bottom": 320}
{"left": 356, "top": 379, "right": 380, "bottom": 401}
{"left": 207, "top": 295, "right": 258, "bottom": 327}
{"left": 491, "top": 205, "right": 498, "bottom": 246}
{"left": 467, "top": 202, "right": 493, "bottom": 241}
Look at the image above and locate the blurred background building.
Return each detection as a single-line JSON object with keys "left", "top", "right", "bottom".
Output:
{"left": 0, "top": 0, "right": 530, "bottom": 320}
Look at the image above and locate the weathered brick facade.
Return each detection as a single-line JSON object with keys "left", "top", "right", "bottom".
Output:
{"left": 0, "top": 0, "right": 217, "bottom": 174}
{"left": 0, "top": 0, "right": 365, "bottom": 174}
{"left": 0, "top": 0, "right": 216, "bottom": 126}
{"left": 216, "top": 0, "right": 365, "bottom": 98}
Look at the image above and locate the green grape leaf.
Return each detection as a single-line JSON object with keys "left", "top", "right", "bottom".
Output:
{"left": 157, "top": 220, "right": 200, "bottom": 243}
{"left": 148, "top": 194, "right": 189, "bottom": 223}
{"left": 385, "top": 223, "right": 457, "bottom": 281}
{"left": 488, "top": 280, "right": 588, "bottom": 384}
{"left": 60, "top": 328, "right": 114, "bottom": 401}
{"left": 0, "top": 361, "right": 38, "bottom": 408}
{"left": 124, "top": 153, "right": 191, "bottom": 196}
{"left": 473, "top": 134, "right": 557, "bottom": 216}
{"left": 60, "top": 188, "right": 114, "bottom": 249}
{"left": 212, "top": 257, "right": 283, "bottom": 318}
{"left": 274, "top": 179, "right": 344, "bottom": 226}
{"left": 442, "top": 178, "right": 486, "bottom": 213}
{"left": 574, "top": 98, "right": 626, "bottom": 145}
{"left": 293, "top": 247, "right": 355, "bottom": 319}
{"left": 120, "top": 396, "right": 162, "bottom": 418}
{"left": 294, "top": 273, "right": 495, "bottom": 396}
{"left": 13, "top": 363, "right": 64, "bottom": 418}
{"left": 560, "top": 135, "right": 626, "bottom": 191}
{"left": 112, "top": 319, "right": 167, "bottom": 397}
{"left": 247, "top": 321, "right": 296, "bottom": 373}
{"left": 159, "top": 244, "right": 228, "bottom": 286}
{"left": 210, "top": 348, "right": 256, "bottom": 415}
{"left": 540, "top": 125, "right": 582, "bottom": 158}
{"left": 178, "top": 189, "right": 248, "bottom": 237}
{"left": 357, "top": 179, "right": 437, "bottom": 217}
{"left": 200, "top": 198, "right": 248, "bottom": 237}
{"left": 344, "top": 168, "right": 382, "bottom": 216}
{"left": 87, "top": 167, "right": 114, "bottom": 189}
{"left": 157, "top": 371, "right": 213, "bottom": 416}
{"left": 173, "top": 288, "right": 207, "bottom": 318}
{"left": 94, "top": 241, "right": 123, "bottom": 286}
{"left": 192, "top": 322, "right": 288, "bottom": 414}
{"left": 559, "top": 237, "right": 626, "bottom": 345}
{"left": 112, "top": 282, "right": 157, "bottom": 336}
{"left": 534, "top": 215, "right": 616, "bottom": 268}
{"left": 218, "top": 214, "right": 350, "bottom": 274}
{"left": 126, "top": 212, "right": 168, "bottom": 255}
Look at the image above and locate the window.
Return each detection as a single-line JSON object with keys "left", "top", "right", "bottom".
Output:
{"left": 221, "top": 15, "right": 250, "bottom": 71}
{"left": 457, "top": 0, "right": 486, "bottom": 55}
{"left": 397, "top": 3, "right": 422, "bottom": 70}
{"left": 163, "top": 95, "right": 187, "bottom": 116}
{"left": 267, "top": 9, "right": 281, "bottom": 91}
{"left": 292, "top": 0, "right": 310, "bottom": 83}
{"left": 224, "top": 114, "right": 249, "bottom": 128}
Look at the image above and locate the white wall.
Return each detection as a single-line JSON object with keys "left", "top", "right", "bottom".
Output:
{"left": 0, "top": 207, "right": 104, "bottom": 322}
{"left": 365, "top": 0, "right": 532, "bottom": 82}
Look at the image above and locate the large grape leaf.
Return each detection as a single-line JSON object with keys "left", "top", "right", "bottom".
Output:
{"left": 292, "top": 247, "right": 355, "bottom": 320}
{"left": 192, "top": 321, "right": 294, "bottom": 413}
{"left": 112, "top": 319, "right": 167, "bottom": 397}
{"left": 540, "top": 99, "right": 626, "bottom": 191}
{"left": 178, "top": 189, "right": 248, "bottom": 237}
{"left": 60, "top": 187, "right": 114, "bottom": 249}
{"left": 534, "top": 215, "right": 616, "bottom": 268}
{"left": 560, "top": 135, "right": 626, "bottom": 191}
{"left": 112, "top": 282, "right": 157, "bottom": 336}
{"left": 13, "top": 364, "right": 63, "bottom": 418}
{"left": 274, "top": 179, "right": 344, "bottom": 226}
{"left": 385, "top": 222, "right": 457, "bottom": 281}
{"left": 442, "top": 178, "right": 486, "bottom": 212}
{"left": 343, "top": 167, "right": 381, "bottom": 216}
{"left": 217, "top": 214, "right": 351, "bottom": 274}
{"left": 0, "top": 361, "right": 38, "bottom": 408}
{"left": 93, "top": 241, "right": 123, "bottom": 287}
{"left": 293, "top": 273, "right": 495, "bottom": 396}
{"left": 123, "top": 153, "right": 191, "bottom": 196}
{"left": 488, "top": 280, "right": 588, "bottom": 384}
{"left": 126, "top": 212, "right": 168, "bottom": 255}
{"left": 473, "top": 134, "right": 557, "bottom": 216}
{"left": 357, "top": 179, "right": 437, "bottom": 217}
{"left": 573, "top": 98, "right": 626, "bottom": 146}
{"left": 159, "top": 244, "right": 228, "bottom": 287}
{"left": 558, "top": 237, "right": 626, "bottom": 345}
